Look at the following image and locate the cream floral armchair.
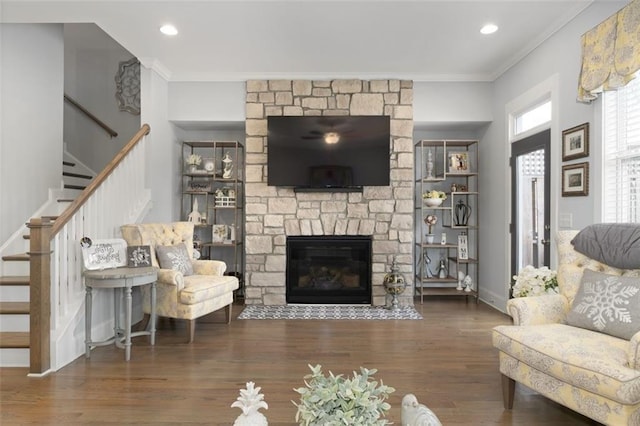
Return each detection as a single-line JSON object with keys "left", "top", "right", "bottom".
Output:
{"left": 121, "top": 222, "right": 239, "bottom": 343}
{"left": 492, "top": 229, "right": 640, "bottom": 425}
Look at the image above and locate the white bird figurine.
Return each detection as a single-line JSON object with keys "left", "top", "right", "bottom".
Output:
{"left": 232, "top": 381, "right": 268, "bottom": 426}
{"left": 401, "top": 393, "right": 442, "bottom": 426}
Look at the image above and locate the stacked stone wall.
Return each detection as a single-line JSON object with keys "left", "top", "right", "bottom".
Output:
{"left": 244, "top": 79, "right": 414, "bottom": 306}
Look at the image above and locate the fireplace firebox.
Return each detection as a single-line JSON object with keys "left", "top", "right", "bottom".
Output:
{"left": 286, "top": 236, "right": 372, "bottom": 304}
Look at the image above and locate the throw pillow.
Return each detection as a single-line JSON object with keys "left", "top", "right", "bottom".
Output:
{"left": 571, "top": 223, "right": 640, "bottom": 269}
{"left": 566, "top": 269, "right": 640, "bottom": 340}
{"left": 155, "top": 243, "right": 194, "bottom": 276}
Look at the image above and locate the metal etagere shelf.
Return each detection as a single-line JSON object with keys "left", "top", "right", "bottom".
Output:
{"left": 414, "top": 139, "right": 479, "bottom": 304}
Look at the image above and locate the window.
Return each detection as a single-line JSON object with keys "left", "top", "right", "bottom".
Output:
{"left": 603, "top": 76, "right": 640, "bottom": 223}
{"left": 514, "top": 100, "right": 551, "bottom": 136}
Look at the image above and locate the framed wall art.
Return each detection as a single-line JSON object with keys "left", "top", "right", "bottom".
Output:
{"left": 562, "top": 122, "right": 589, "bottom": 161}
{"left": 562, "top": 162, "right": 589, "bottom": 196}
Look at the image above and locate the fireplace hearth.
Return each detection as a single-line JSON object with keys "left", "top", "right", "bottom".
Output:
{"left": 286, "top": 236, "right": 372, "bottom": 304}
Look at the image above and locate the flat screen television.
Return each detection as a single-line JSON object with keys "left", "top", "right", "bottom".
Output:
{"left": 267, "top": 115, "right": 390, "bottom": 189}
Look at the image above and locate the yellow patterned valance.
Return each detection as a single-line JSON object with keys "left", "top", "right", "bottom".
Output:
{"left": 578, "top": 0, "right": 640, "bottom": 103}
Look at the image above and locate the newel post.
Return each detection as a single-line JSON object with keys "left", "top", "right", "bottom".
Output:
{"left": 27, "top": 217, "right": 52, "bottom": 375}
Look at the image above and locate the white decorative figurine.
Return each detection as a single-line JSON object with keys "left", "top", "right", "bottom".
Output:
{"left": 187, "top": 198, "right": 201, "bottom": 223}
{"left": 232, "top": 381, "right": 268, "bottom": 426}
{"left": 401, "top": 394, "right": 442, "bottom": 426}
{"left": 457, "top": 270, "right": 465, "bottom": 291}
{"left": 222, "top": 152, "right": 233, "bottom": 179}
{"left": 463, "top": 274, "right": 473, "bottom": 292}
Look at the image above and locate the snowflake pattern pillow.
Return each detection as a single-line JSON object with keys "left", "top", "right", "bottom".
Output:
{"left": 567, "top": 269, "right": 640, "bottom": 340}
{"left": 156, "top": 243, "right": 194, "bottom": 276}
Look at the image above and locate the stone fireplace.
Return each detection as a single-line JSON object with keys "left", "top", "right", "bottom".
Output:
{"left": 244, "top": 79, "right": 414, "bottom": 306}
{"left": 286, "top": 236, "right": 372, "bottom": 305}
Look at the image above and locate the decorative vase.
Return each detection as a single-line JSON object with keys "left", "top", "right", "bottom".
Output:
{"left": 189, "top": 164, "right": 198, "bottom": 173}
{"left": 424, "top": 198, "right": 443, "bottom": 207}
{"left": 383, "top": 257, "right": 406, "bottom": 311}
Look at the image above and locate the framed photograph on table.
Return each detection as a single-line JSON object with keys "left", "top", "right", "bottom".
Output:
{"left": 562, "top": 162, "right": 589, "bottom": 196}
{"left": 562, "top": 122, "right": 589, "bottom": 161}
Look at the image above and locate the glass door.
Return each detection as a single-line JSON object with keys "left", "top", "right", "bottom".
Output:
{"left": 510, "top": 129, "right": 551, "bottom": 290}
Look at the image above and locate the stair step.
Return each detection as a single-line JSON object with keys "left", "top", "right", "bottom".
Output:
{"left": 0, "top": 332, "right": 29, "bottom": 348}
{"left": 0, "top": 276, "right": 29, "bottom": 286}
{"left": 0, "top": 302, "right": 29, "bottom": 314}
{"left": 63, "top": 160, "right": 75, "bottom": 167}
{"left": 64, "top": 184, "right": 86, "bottom": 190}
{"left": 57, "top": 198, "right": 75, "bottom": 203}
{"left": 62, "top": 171, "right": 92, "bottom": 180}
{"left": 2, "top": 253, "right": 29, "bottom": 262}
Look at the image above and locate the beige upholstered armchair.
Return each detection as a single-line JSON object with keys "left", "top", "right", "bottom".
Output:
{"left": 121, "top": 222, "right": 239, "bottom": 342}
{"left": 493, "top": 229, "right": 640, "bottom": 425}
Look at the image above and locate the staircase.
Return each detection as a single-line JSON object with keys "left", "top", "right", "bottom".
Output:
{"left": 0, "top": 159, "right": 93, "bottom": 367}
{"left": 0, "top": 124, "right": 150, "bottom": 373}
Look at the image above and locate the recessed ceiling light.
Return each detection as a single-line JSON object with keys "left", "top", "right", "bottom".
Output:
{"left": 160, "top": 24, "right": 178, "bottom": 36}
{"left": 480, "top": 23, "right": 498, "bottom": 35}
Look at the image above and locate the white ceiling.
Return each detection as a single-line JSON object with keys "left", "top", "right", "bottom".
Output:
{"left": 1, "top": 0, "right": 608, "bottom": 82}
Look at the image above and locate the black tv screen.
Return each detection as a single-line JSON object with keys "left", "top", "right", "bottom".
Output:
{"left": 267, "top": 116, "right": 390, "bottom": 188}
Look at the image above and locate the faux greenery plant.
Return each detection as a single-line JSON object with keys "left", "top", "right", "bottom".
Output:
{"left": 293, "top": 364, "right": 395, "bottom": 426}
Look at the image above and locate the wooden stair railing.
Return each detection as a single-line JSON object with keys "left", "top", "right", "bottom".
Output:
{"left": 64, "top": 94, "right": 118, "bottom": 138}
{"left": 26, "top": 124, "right": 150, "bottom": 375}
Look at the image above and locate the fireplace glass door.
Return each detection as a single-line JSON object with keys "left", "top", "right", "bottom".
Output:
{"left": 286, "top": 236, "right": 372, "bottom": 304}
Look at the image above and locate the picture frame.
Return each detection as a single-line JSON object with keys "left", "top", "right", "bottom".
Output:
{"left": 81, "top": 238, "right": 127, "bottom": 270}
{"left": 211, "top": 224, "right": 228, "bottom": 243}
{"left": 187, "top": 181, "right": 211, "bottom": 193}
{"left": 126, "top": 245, "right": 152, "bottom": 268}
{"left": 448, "top": 152, "right": 470, "bottom": 173}
{"left": 562, "top": 162, "right": 589, "bottom": 196}
{"left": 562, "top": 122, "right": 589, "bottom": 161}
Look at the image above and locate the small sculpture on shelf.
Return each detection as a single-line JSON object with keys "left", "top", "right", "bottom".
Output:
{"left": 457, "top": 270, "right": 465, "bottom": 291}
{"left": 436, "top": 257, "right": 448, "bottom": 279}
{"left": 425, "top": 148, "right": 435, "bottom": 179}
{"left": 454, "top": 199, "right": 471, "bottom": 226}
{"left": 222, "top": 152, "right": 233, "bottom": 179}
{"left": 187, "top": 198, "right": 202, "bottom": 223}
{"left": 463, "top": 275, "right": 473, "bottom": 292}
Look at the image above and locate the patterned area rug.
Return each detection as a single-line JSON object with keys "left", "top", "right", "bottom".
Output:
{"left": 238, "top": 305, "right": 423, "bottom": 320}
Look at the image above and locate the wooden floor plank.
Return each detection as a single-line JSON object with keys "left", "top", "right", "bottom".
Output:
{"left": 0, "top": 299, "right": 598, "bottom": 425}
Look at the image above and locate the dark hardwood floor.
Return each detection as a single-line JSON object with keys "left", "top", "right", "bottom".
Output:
{"left": 1, "top": 298, "right": 599, "bottom": 425}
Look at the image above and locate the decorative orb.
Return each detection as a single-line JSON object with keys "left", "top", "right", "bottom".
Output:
{"left": 383, "top": 257, "right": 406, "bottom": 310}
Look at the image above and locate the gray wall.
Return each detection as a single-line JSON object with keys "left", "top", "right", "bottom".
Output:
{"left": 63, "top": 23, "right": 141, "bottom": 173}
{"left": 480, "top": 1, "right": 626, "bottom": 310}
{"left": 0, "top": 23, "right": 63, "bottom": 244}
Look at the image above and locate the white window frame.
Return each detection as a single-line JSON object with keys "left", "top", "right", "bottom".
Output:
{"left": 601, "top": 75, "right": 640, "bottom": 223}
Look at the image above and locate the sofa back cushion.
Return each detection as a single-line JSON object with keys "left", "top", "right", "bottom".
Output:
{"left": 571, "top": 223, "right": 640, "bottom": 270}
{"left": 566, "top": 269, "right": 640, "bottom": 340}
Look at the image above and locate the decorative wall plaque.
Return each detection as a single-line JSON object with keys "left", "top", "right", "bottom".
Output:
{"left": 115, "top": 57, "right": 141, "bottom": 115}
